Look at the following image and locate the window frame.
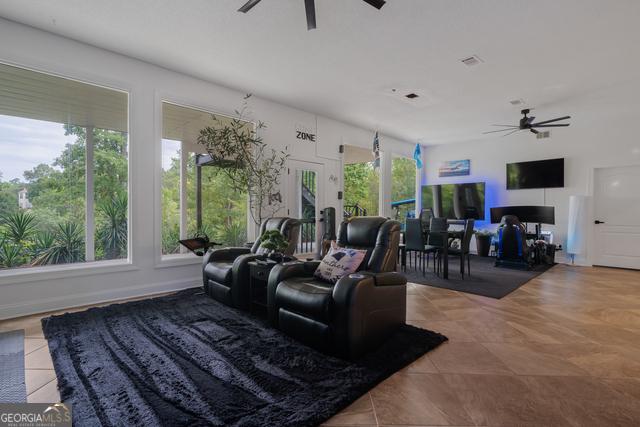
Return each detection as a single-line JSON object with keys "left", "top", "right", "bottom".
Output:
{"left": 390, "top": 153, "right": 418, "bottom": 221}
{"left": 0, "top": 60, "right": 132, "bottom": 283}
{"left": 155, "top": 96, "right": 255, "bottom": 267}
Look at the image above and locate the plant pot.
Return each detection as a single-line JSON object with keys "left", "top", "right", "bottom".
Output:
{"left": 475, "top": 235, "right": 492, "bottom": 257}
{"left": 267, "top": 252, "right": 284, "bottom": 263}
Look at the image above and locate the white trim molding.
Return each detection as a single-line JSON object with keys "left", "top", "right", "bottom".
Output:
{"left": 0, "top": 276, "right": 200, "bottom": 321}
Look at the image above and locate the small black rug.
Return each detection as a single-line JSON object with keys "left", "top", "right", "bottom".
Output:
{"left": 404, "top": 254, "right": 554, "bottom": 299}
{"left": 42, "top": 288, "right": 446, "bottom": 427}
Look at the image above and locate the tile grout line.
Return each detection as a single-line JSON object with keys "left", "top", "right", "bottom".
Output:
{"left": 27, "top": 377, "right": 58, "bottom": 398}
{"left": 368, "top": 392, "right": 380, "bottom": 427}
{"left": 24, "top": 339, "right": 48, "bottom": 356}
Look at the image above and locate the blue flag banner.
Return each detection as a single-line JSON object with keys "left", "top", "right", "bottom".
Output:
{"left": 413, "top": 143, "right": 423, "bottom": 169}
{"left": 372, "top": 131, "right": 381, "bottom": 169}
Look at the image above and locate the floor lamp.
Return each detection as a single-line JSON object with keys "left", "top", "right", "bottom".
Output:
{"left": 567, "top": 195, "right": 589, "bottom": 264}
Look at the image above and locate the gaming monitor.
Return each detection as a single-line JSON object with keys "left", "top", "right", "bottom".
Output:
{"left": 490, "top": 206, "right": 555, "bottom": 224}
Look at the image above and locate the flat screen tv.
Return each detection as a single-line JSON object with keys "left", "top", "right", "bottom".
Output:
{"left": 506, "top": 158, "right": 564, "bottom": 189}
{"left": 421, "top": 182, "right": 485, "bottom": 220}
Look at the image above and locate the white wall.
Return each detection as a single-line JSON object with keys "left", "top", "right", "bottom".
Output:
{"left": 423, "top": 83, "right": 640, "bottom": 266}
{"left": 0, "top": 18, "right": 414, "bottom": 319}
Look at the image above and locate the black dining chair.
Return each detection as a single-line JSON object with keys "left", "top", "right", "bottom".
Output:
{"left": 406, "top": 218, "right": 440, "bottom": 276}
{"left": 419, "top": 208, "right": 433, "bottom": 240}
{"left": 405, "top": 219, "right": 426, "bottom": 273}
{"left": 448, "top": 219, "right": 475, "bottom": 278}
{"left": 427, "top": 217, "right": 448, "bottom": 275}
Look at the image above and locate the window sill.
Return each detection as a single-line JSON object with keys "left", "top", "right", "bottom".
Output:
{"left": 156, "top": 253, "right": 201, "bottom": 269}
{"left": 0, "top": 259, "right": 138, "bottom": 286}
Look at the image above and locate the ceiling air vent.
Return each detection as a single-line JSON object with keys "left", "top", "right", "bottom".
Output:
{"left": 461, "top": 55, "right": 483, "bottom": 67}
{"left": 510, "top": 99, "right": 525, "bottom": 106}
{"left": 405, "top": 93, "right": 419, "bottom": 99}
{"left": 536, "top": 131, "right": 551, "bottom": 140}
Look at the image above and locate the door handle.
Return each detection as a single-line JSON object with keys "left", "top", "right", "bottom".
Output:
{"left": 594, "top": 220, "right": 605, "bottom": 224}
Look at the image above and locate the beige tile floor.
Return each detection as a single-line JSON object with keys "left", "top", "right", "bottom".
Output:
{"left": 2, "top": 264, "right": 640, "bottom": 426}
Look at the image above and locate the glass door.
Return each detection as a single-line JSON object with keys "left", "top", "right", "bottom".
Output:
{"left": 288, "top": 160, "right": 323, "bottom": 257}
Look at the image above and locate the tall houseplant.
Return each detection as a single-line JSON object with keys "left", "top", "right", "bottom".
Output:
{"left": 197, "top": 95, "right": 289, "bottom": 227}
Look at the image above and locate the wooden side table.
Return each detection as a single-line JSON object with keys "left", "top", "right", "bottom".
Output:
{"left": 248, "top": 260, "right": 278, "bottom": 315}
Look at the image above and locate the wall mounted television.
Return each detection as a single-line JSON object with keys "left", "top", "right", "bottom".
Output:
{"left": 421, "top": 182, "right": 485, "bottom": 220}
{"left": 506, "top": 158, "right": 564, "bottom": 189}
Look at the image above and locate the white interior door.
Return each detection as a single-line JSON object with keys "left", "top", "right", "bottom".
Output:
{"left": 594, "top": 165, "right": 640, "bottom": 269}
{"left": 288, "top": 160, "right": 323, "bottom": 256}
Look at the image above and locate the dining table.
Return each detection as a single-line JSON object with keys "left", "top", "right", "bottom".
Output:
{"left": 398, "top": 221, "right": 466, "bottom": 279}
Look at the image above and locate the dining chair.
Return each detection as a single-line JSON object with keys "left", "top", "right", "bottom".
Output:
{"left": 427, "top": 217, "right": 448, "bottom": 275}
{"left": 405, "top": 219, "right": 427, "bottom": 273}
{"left": 448, "top": 219, "right": 475, "bottom": 278}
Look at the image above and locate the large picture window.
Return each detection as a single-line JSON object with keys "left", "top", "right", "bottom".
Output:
{"left": 391, "top": 155, "right": 416, "bottom": 221}
{"left": 0, "top": 63, "right": 128, "bottom": 271}
{"left": 343, "top": 145, "right": 380, "bottom": 218}
{"left": 161, "top": 103, "right": 248, "bottom": 256}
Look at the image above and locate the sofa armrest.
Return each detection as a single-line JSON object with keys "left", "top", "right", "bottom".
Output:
{"left": 332, "top": 271, "right": 407, "bottom": 359}
{"left": 203, "top": 247, "right": 251, "bottom": 264}
{"left": 332, "top": 271, "right": 406, "bottom": 296}
{"left": 371, "top": 271, "right": 407, "bottom": 287}
{"left": 267, "top": 260, "right": 320, "bottom": 325}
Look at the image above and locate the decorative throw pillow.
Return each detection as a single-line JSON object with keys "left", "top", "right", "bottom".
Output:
{"left": 314, "top": 242, "right": 366, "bottom": 283}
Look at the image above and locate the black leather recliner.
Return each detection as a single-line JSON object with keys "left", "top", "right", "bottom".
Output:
{"left": 267, "top": 217, "right": 407, "bottom": 359}
{"left": 203, "top": 217, "right": 300, "bottom": 309}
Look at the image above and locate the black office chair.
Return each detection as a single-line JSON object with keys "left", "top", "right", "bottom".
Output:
{"left": 427, "top": 217, "right": 448, "bottom": 275}
{"left": 448, "top": 219, "right": 475, "bottom": 278}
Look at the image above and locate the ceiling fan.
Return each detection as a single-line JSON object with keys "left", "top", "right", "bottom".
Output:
{"left": 483, "top": 109, "right": 571, "bottom": 137}
{"left": 238, "top": 0, "right": 386, "bottom": 30}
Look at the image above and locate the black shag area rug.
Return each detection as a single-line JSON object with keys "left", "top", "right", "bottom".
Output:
{"left": 42, "top": 288, "right": 446, "bottom": 427}
{"left": 404, "top": 255, "right": 554, "bottom": 299}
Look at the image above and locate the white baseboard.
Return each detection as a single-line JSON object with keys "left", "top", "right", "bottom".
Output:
{"left": 0, "top": 277, "right": 201, "bottom": 321}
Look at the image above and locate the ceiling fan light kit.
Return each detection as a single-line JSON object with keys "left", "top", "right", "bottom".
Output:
{"left": 483, "top": 108, "right": 571, "bottom": 137}
{"left": 238, "top": 0, "right": 386, "bottom": 30}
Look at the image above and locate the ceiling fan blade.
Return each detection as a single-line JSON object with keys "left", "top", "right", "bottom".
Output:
{"left": 305, "top": 0, "right": 316, "bottom": 30}
{"left": 526, "top": 116, "right": 536, "bottom": 125}
{"left": 238, "top": 0, "right": 262, "bottom": 13}
{"left": 531, "top": 116, "right": 571, "bottom": 126}
{"left": 362, "top": 0, "right": 386, "bottom": 9}
{"left": 502, "top": 129, "right": 521, "bottom": 137}
{"left": 532, "top": 124, "right": 570, "bottom": 128}
{"left": 483, "top": 128, "right": 518, "bottom": 134}
{"left": 530, "top": 129, "right": 539, "bottom": 134}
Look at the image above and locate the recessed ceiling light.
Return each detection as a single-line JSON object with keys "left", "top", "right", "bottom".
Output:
{"left": 460, "top": 55, "right": 484, "bottom": 67}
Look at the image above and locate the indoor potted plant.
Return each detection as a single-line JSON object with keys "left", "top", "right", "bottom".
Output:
{"left": 196, "top": 94, "right": 289, "bottom": 229}
{"left": 260, "top": 230, "right": 290, "bottom": 262}
{"left": 474, "top": 229, "right": 494, "bottom": 257}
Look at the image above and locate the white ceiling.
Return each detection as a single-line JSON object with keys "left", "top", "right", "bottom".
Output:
{"left": 0, "top": 0, "right": 638, "bottom": 145}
